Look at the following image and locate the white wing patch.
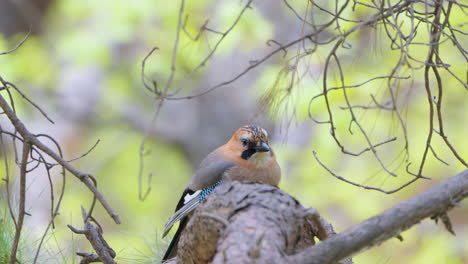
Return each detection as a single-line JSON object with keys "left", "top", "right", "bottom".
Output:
{"left": 163, "top": 191, "right": 202, "bottom": 237}
{"left": 184, "top": 190, "right": 201, "bottom": 204}
{"left": 163, "top": 180, "right": 224, "bottom": 238}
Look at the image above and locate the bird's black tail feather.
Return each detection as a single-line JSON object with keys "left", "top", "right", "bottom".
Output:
{"left": 162, "top": 216, "right": 188, "bottom": 261}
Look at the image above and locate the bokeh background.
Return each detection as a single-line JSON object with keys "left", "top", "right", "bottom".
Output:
{"left": 0, "top": 0, "right": 467, "bottom": 263}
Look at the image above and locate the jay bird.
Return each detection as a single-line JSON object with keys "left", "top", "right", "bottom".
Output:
{"left": 162, "top": 125, "right": 281, "bottom": 261}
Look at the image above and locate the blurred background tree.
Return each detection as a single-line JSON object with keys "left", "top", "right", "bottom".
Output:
{"left": 0, "top": 0, "right": 466, "bottom": 263}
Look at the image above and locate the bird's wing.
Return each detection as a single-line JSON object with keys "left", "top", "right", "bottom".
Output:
{"left": 162, "top": 189, "right": 201, "bottom": 237}
{"left": 188, "top": 148, "right": 235, "bottom": 190}
{"left": 162, "top": 180, "right": 224, "bottom": 237}
{"left": 162, "top": 149, "right": 234, "bottom": 238}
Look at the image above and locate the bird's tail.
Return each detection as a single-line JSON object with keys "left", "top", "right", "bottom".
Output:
{"left": 162, "top": 217, "right": 188, "bottom": 261}
{"left": 162, "top": 190, "right": 201, "bottom": 237}
{"left": 161, "top": 180, "right": 224, "bottom": 260}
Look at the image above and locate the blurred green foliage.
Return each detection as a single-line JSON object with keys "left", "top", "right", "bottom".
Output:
{"left": 0, "top": 210, "right": 29, "bottom": 264}
{"left": 0, "top": 212, "right": 14, "bottom": 264}
{"left": 0, "top": 0, "right": 467, "bottom": 263}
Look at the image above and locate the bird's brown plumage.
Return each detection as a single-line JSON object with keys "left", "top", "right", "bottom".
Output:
{"left": 162, "top": 125, "right": 281, "bottom": 261}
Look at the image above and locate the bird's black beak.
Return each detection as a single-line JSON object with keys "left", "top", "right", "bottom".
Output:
{"left": 254, "top": 141, "right": 270, "bottom": 152}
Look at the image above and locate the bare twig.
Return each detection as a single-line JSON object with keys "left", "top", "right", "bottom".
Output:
{"left": 141, "top": 47, "right": 160, "bottom": 94}
{"left": 0, "top": 28, "right": 31, "bottom": 55}
{"left": 9, "top": 142, "right": 31, "bottom": 264}
{"left": 313, "top": 151, "right": 429, "bottom": 194}
{"left": 0, "top": 77, "right": 54, "bottom": 124}
{"left": 164, "top": 0, "right": 186, "bottom": 94}
{"left": 181, "top": 16, "right": 209, "bottom": 41}
{"left": 32, "top": 138, "right": 67, "bottom": 264}
{"left": 67, "top": 207, "right": 116, "bottom": 264}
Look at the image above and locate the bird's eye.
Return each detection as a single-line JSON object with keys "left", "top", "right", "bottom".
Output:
{"left": 241, "top": 139, "right": 248, "bottom": 146}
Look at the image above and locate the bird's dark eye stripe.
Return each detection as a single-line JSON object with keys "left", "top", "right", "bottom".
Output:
{"left": 241, "top": 148, "right": 256, "bottom": 160}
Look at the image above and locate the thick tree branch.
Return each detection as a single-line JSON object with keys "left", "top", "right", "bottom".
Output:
{"left": 286, "top": 169, "right": 468, "bottom": 264}
{"left": 164, "top": 182, "right": 351, "bottom": 264}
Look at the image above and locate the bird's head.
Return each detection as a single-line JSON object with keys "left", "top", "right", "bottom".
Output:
{"left": 227, "top": 125, "right": 274, "bottom": 167}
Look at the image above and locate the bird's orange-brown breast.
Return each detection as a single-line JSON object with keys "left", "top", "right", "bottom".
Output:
{"left": 223, "top": 160, "right": 281, "bottom": 187}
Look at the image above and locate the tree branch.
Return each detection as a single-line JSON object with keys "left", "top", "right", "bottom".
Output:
{"left": 164, "top": 182, "right": 351, "bottom": 264}
{"left": 67, "top": 207, "right": 116, "bottom": 264}
{"left": 286, "top": 169, "right": 468, "bottom": 263}
{"left": 9, "top": 141, "right": 31, "bottom": 264}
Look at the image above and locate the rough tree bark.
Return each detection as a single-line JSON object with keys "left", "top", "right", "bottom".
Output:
{"left": 163, "top": 169, "right": 468, "bottom": 264}
{"left": 163, "top": 182, "right": 348, "bottom": 264}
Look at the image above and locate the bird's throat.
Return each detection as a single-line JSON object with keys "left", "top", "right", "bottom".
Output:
{"left": 247, "top": 152, "right": 272, "bottom": 168}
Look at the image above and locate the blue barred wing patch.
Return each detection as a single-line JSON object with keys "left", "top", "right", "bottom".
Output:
{"left": 199, "top": 179, "right": 224, "bottom": 201}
